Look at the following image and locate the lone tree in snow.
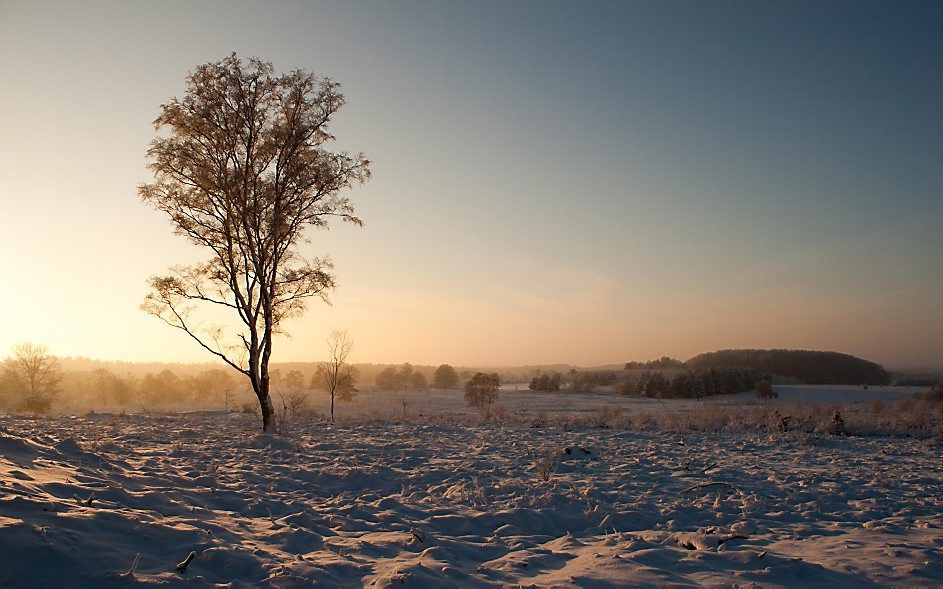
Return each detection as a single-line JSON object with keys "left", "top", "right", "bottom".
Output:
{"left": 464, "top": 372, "right": 500, "bottom": 413}
{"left": 312, "top": 330, "right": 356, "bottom": 422}
{"left": 140, "top": 54, "right": 370, "bottom": 431}
{"left": 0, "top": 342, "right": 62, "bottom": 414}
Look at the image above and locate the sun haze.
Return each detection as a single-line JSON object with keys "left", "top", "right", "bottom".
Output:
{"left": 1, "top": 1, "right": 941, "bottom": 368}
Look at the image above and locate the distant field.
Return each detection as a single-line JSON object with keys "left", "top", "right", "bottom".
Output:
{"left": 282, "top": 384, "right": 930, "bottom": 421}
{"left": 742, "top": 384, "right": 922, "bottom": 405}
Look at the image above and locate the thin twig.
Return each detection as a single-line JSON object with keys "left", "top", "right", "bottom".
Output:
{"left": 176, "top": 551, "right": 196, "bottom": 573}
{"left": 682, "top": 481, "right": 741, "bottom": 494}
{"left": 126, "top": 553, "right": 141, "bottom": 577}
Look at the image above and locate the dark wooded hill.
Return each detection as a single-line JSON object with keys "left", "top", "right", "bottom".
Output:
{"left": 686, "top": 349, "right": 892, "bottom": 385}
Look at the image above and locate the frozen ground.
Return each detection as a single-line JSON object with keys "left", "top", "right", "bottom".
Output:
{"left": 1, "top": 413, "right": 942, "bottom": 587}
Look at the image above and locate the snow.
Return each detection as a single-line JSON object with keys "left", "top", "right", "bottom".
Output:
{"left": 744, "top": 384, "right": 921, "bottom": 404}
{"left": 1, "top": 412, "right": 942, "bottom": 587}
{"left": 287, "top": 384, "right": 929, "bottom": 422}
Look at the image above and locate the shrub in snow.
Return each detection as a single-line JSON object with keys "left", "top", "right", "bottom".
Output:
{"left": 592, "top": 405, "right": 623, "bottom": 428}
{"left": 830, "top": 410, "right": 846, "bottom": 436}
{"left": 533, "top": 451, "right": 559, "bottom": 482}
{"left": 464, "top": 372, "right": 500, "bottom": 414}
{"left": 528, "top": 372, "right": 561, "bottom": 392}
{"left": 754, "top": 378, "right": 777, "bottom": 401}
{"left": 918, "top": 382, "right": 943, "bottom": 402}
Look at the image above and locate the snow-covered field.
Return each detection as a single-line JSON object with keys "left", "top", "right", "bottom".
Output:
{"left": 261, "top": 384, "right": 929, "bottom": 422}
{"left": 2, "top": 411, "right": 942, "bottom": 587}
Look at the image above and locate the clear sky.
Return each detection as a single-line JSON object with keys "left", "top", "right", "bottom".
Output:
{"left": 1, "top": 1, "right": 941, "bottom": 369}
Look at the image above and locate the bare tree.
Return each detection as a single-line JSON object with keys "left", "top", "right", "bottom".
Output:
{"left": 88, "top": 368, "right": 136, "bottom": 407}
{"left": 312, "top": 330, "right": 356, "bottom": 422}
{"left": 1, "top": 342, "right": 62, "bottom": 414}
{"left": 111, "top": 373, "right": 137, "bottom": 406}
{"left": 91, "top": 367, "right": 116, "bottom": 405}
{"left": 398, "top": 363, "right": 414, "bottom": 390}
{"left": 139, "top": 54, "right": 370, "bottom": 432}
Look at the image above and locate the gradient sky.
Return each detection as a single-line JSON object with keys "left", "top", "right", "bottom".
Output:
{"left": 1, "top": 1, "right": 941, "bottom": 368}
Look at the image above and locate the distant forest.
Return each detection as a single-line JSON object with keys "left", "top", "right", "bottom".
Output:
{"left": 624, "top": 357, "right": 686, "bottom": 370}
{"left": 686, "top": 349, "right": 892, "bottom": 385}
{"left": 629, "top": 368, "right": 761, "bottom": 399}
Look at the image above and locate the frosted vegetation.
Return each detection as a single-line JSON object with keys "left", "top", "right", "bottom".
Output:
{"left": 1, "top": 380, "right": 942, "bottom": 586}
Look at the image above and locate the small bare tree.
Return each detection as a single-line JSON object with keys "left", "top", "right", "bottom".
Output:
{"left": 312, "top": 330, "right": 356, "bottom": 422}
{"left": 398, "top": 363, "right": 414, "bottom": 390}
{"left": 91, "top": 367, "right": 116, "bottom": 405}
{"left": 139, "top": 54, "right": 370, "bottom": 432}
{"left": 1, "top": 343, "right": 62, "bottom": 414}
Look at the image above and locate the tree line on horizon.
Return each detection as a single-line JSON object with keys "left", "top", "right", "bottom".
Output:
{"left": 524, "top": 367, "right": 761, "bottom": 399}
{"left": 525, "top": 348, "right": 897, "bottom": 396}
{"left": 0, "top": 341, "right": 911, "bottom": 416}
{"left": 0, "top": 340, "right": 360, "bottom": 418}
{"left": 624, "top": 356, "right": 687, "bottom": 370}
{"left": 0, "top": 342, "right": 496, "bottom": 416}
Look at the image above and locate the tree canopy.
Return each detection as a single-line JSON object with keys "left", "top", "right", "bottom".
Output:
{"left": 0, "top": 342, "right": 62, "bottom": 413}
{"left": 433, "top": 364, "right": 459, "bottom": 389}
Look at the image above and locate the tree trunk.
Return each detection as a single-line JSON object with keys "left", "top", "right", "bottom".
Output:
{"left": 254, "top": 352, "right": 277, "bottom": 433}
{"left": 260, "top": 393, "right": 276, "bottom": 432}
{"left": 331, "top": 393, "right": 335, "bottom": 423}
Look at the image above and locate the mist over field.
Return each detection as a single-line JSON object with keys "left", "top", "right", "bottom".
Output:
{"left": 2, "top": 1, "right": 942, "bottom": 587}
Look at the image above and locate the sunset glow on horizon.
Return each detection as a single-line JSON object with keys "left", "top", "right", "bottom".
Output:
{"left": 1, "top": 1, "right": 941, "bottom": 369}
